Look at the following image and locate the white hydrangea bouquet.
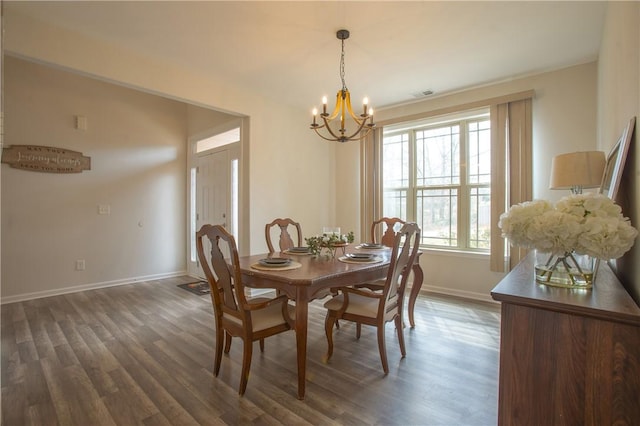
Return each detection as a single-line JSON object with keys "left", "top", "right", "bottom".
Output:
{"left": 498, "top": 193, "right": 638, "bottom": 287}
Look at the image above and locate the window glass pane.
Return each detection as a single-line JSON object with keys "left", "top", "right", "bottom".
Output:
{"left": 417, "top": 188, "right": 457, "bottom": 247}
{"left": 196, "top": 127, "right": 240, "bottom": 153}
{"left": 190, "top": 167, "right": 197, "bottom": 262}
{"left": 469, "top": 186, "right": 491, "bottom": 248}
{"left": 468, "top": 120, "right": 491, "bottom": 185}
{"left": 383, "top": 189, "right": 407, "bottom": 219}
{"left": 416, "top": 125, "right": 460, "bottom": 186}
{"left": 382, "top": 133, "right": 409, "bottom": 188}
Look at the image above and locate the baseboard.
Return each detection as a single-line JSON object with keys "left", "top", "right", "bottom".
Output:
{"left": 1, "top": 274, "right": 499, "bottom": 306}
{"left": 418, "top": 284, "right": 498, "bottom": 304}
{"left": 0, "top": 271, "right": 188, "bottom": 304}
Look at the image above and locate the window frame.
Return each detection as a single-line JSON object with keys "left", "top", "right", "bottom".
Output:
{"left": 381, "top": 109, "right": 491, "bottom": 253}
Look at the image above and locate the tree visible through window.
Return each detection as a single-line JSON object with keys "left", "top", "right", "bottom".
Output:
{"left": 382, "top": 110, "right": 491, "bottom": 251}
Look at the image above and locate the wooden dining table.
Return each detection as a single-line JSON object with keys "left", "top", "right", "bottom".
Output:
{"left": 237, "top": 244, "right": 392, "bottom": 399}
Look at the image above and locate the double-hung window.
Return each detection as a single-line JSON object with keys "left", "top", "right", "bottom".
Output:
{"left": 382, "top": 109, "right": 491, "bottom": 252}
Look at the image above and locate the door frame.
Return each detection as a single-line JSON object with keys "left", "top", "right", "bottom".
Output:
{"left": 187, "top": 118, "right": 247, "bottom": 278}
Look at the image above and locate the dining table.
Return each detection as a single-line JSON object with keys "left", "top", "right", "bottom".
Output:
{"left": 237, "top": 244, "right": 392, "bottom": 399}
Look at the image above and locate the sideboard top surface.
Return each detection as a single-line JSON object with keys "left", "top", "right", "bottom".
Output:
{"left": 491, "top": 252, "right": 640, "bottom": 326}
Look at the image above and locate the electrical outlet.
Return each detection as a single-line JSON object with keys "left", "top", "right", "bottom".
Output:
{"left": 75, "top": 259, "right": 85, "bottom": 271}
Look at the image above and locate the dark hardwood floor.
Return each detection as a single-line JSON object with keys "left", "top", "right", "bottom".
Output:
{"left": 1, "top": 276, "right": 501, "bottom": 425}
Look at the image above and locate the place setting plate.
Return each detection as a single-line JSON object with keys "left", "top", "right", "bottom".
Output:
{"left": 338, "top": 253, "right": 382, "bottom": 264}
{"left": 284, "top": 246, "right": 312, "bottom": 255}
{"left": 355, "top": 242, "right": 385, "bottom": 250}
{"left": 252, "top": 257, "right": 302, "bottom": 271}
{"left": 259, "top": 257, "right": 291, "bottom": 266}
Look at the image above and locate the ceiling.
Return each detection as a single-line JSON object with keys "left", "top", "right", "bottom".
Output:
{"left": 6, "top": 1, "right": 607, "bottom": 111}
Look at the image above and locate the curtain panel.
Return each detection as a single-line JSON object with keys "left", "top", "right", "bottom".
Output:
{"left": 361, "top": 91, "right": 533, "bottom": 273}
{"left": 490, "top": 98, "right": 533, "bottom": 272}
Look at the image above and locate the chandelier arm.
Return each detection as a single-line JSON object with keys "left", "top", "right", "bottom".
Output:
{"left": 341, "top": 118, "right": 374, "bottom": 141}
{"left": 313, "top": 127, "right": 344, "bottom": 142}
{"left": 319, "top": 115, "right": 346, "bottom": 140}
{"left": 309, "top": 122, "right": 327, "bottom": 130}
{"left": 314, "top": 125, "right": 373, "bottom": 143}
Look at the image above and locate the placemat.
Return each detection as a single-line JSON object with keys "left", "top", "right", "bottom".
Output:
{"left": 251, "top": 261, "right": 302, "bottom": 271}
{"left": 338, "top": 255, "right": 383, "bottom": 264}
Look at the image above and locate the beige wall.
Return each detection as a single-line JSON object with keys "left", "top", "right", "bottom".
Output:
{"left": 2, "top": 9, "right": 337, "bottom": 301}
{"left": 597, "top": 1, "right": 640, "bottom": 303}
{"left": 336, "top": 62, "right": 599, "bottom": 300}
{"left": 2, "top": 57, "right": 188, "bottom": 300}
{"left": 3, "top": 9, "right": 337, "bottom": 256}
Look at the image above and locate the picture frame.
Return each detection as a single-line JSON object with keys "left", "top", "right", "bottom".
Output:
{"left": 599, "top": 117, "right": 635, "bottom": 200}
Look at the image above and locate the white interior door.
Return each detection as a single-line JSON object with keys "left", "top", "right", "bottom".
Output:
{"left": 191, "top": 149, "right": 230, "bottom": 277}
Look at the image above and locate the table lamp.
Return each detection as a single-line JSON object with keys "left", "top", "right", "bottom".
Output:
{"left": 549, "top": 151, "right": 606, "bottom": 194}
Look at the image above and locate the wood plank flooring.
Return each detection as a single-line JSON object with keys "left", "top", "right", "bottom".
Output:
{"left": 1, "top": 276, "right": 501, "bottom": 425}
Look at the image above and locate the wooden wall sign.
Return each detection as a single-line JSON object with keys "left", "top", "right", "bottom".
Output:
{"left": 1, "top": 145, "right": 91, "bottom": 173}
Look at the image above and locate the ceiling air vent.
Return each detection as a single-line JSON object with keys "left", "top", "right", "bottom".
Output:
{"left": 412, "top": 89, "right": 434, "bottom": 98}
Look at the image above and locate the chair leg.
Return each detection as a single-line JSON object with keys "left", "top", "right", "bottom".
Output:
{"left": 214, "top": 327, "right": 224, "bottom": 376}
{"left": 356, "top": 323, "right": 362, "bottom": 339}
{"left": 259, "top": 338, "right": 265, "bottom": 352}
{"left": 224, "top": 331, "right": 232, "bottom": 353}
{"left": 377, "top": 323, "right": 389, "bottom": 375}
{"left": 324, "top": 311, "right": 336, "bottom": 361}
{"left": 408, "top": 263, "right": 424, "bottom": 328}
{"left": 238, "top": 339, "right": 253, "bottom": 396}
{"left": 395, "top": 315, "right": 406, "bottom": 358}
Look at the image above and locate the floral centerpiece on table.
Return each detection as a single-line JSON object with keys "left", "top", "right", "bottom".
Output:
{"left": 498, "top": 193, "right": 638, "bottom": 287}
{"left": 305, "top": 231, "right": 355, "bottom": 257}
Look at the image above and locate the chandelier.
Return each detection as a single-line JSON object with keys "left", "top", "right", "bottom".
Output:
{"left": 310, "top": 29, "right": 375, "bottom": 143}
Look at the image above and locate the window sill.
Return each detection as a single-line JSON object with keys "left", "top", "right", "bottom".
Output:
{"left": 419, "top": 247, "right": 489, "bottom": 260}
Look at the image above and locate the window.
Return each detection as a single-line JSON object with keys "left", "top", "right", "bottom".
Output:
{"left": 196, "top": 127, "right": 240, "bottom": 153}
{"left": 382, "top": 109, "right": 491, "bottom": 251}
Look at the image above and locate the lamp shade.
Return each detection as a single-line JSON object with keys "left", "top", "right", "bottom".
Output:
{"left": 549, "top": 151, "right": 606, "bottom": 191}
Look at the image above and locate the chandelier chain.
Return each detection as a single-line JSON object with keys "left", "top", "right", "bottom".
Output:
{"left": 340, "top": 38, "right": 347, "bottom": 92}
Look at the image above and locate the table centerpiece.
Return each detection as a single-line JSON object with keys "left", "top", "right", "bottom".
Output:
{"left": 305, "top": 231, "right": 355, "bottom": 258}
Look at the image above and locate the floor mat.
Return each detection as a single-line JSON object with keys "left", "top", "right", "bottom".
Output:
{"left": 177, "top": 281, "right": 210, "bottom": 296}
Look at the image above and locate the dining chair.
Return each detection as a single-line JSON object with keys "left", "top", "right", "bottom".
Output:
{"left": 196, "top": 224, "right": 295, "bottom": 395}
{"left": 356, "top": 216, "right": 424, "bottom": 331}
{"left": 323, "top": 222, "right": 421, "bottom": 374}
{"left": 371, "top": 217, "right": 406, "bottom": 247}
{"left": 265, "top": 218, "right": 303, "bottom": 253}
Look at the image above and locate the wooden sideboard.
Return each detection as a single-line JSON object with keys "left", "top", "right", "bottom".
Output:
{"left": 491, "top": 252, "right": 640, "bottom": 425}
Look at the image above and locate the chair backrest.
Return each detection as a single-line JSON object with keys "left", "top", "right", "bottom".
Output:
{"left": 381, "top": 222, "right": 421, "bottom": 312}
{"left": 371, "top": 217, "right": 406, "bottom": 247}
{"left": 196, "top": 224, "right": 248, "bottom": 322}
{"left": 265, "top": 218, "right": 302, "bottom": 253}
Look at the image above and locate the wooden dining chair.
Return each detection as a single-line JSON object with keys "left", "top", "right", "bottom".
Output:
{"left": 323, "top": 222, "right": 421, "bottom": 374}
{"left": 265, "top": 218, "right": 303, "bottom": 253}
{"left": 371, "top": 217, "right": 406, "bottom": 247}
{"left": 196, "top": 224, "right": 295, "bottom": 395}
{"left": 358, "top": 216, "right": 424, "bottom": 330}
